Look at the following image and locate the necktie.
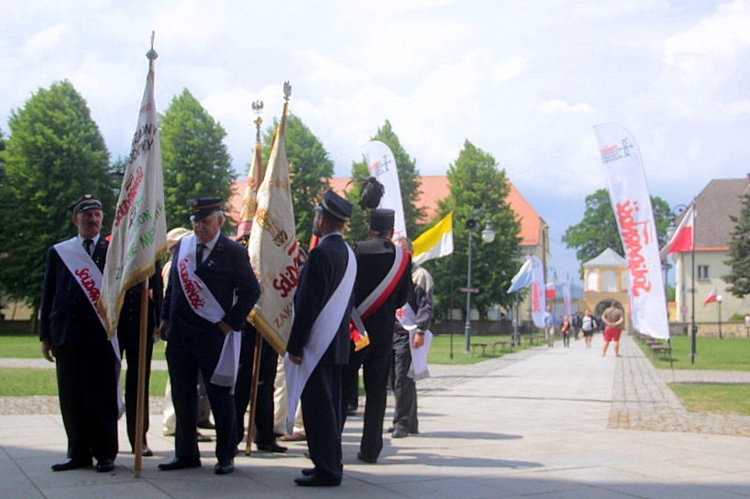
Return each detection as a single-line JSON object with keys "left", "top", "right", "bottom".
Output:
{"left": 196, "top": 243, "right": 206, "bottom": 265}
{"left": 83, "top": 239, "right": 93, "bottom": 257}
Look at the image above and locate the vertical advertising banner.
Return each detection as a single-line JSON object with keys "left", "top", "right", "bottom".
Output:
{"left": 364, "top": 140, "right": 407, "bottom": 239}
{"left": 594, "top": 123, "right": 669, "bottom": 339}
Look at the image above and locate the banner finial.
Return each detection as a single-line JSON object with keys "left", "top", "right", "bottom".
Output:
{"left": 146, "top": 31, "right": 158, "bottom": 61}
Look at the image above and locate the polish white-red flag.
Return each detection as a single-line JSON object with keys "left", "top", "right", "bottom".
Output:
{"left": 595, "top": 123, "right": 669, "bottom": 339}
{"left": 703, "top": 288, "right": 717, "bottom": 307}
{"left": 660, "top": 205, "right": 695, "bottom": 259}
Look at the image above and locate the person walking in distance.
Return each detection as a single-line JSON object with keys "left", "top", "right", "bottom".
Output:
{"left": 601, "top": 302, "right": 624, "bottom": 357}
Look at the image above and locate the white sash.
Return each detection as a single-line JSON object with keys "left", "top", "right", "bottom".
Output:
{"left": 284, "top": 244, "right": 356, "bottom": 432}
{"left": 54, "top": 237, "right": 106, "bottom": 329}
{"left": 176, "top": 234, "right": 241, "bottom": 391}
{"left": 54, "top": 237, "right": 124, "bottom": 414}
{"left": 396, "top": 303, "right": 432, "bottom": 381}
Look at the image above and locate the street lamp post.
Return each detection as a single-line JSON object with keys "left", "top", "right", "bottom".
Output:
{"left": 463, "top": 217, "right": 495, "bottom": 354}
{"left": 717, "top": 295, "right": 723, "bottom": 339}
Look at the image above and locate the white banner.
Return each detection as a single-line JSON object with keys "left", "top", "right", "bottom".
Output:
{"left": 248, "top": 93, "right": 300, "bottom": 354}
{"left": 562, "top": 280, "right": 572, "bottom": 319}
{"left": 237, "top": 141, "right": 265, "bottom": 239}
{"left": 594, "top": 123, "right": 669, "bottom": 339}
{"left": 530, "top": 255, "right": 546, "bottom": 328}
{"left": 363, "top": 140, "right": 407, "bottom": 239}
{"left": 98, "top": 51, "right": 167, "bottom": 338}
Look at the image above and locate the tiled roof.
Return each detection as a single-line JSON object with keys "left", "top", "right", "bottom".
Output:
{"left": 583, "top": 248, "right": 626, "bottom": 268}
{"left": 229, "top": 175, "right": 544, "bottom": 246}
{"left": 693, "top": 177, "right": 749, "bottom": 251}
{"left": 330, "top": 175, "right": 543, "bottom": 246}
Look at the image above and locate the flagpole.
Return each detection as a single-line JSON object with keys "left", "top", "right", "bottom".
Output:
{"left": 244, "top": 332, "right": 263, "bottom": 455}
{"left": 690, "top": 200, "right": 697, "bottom": 364}
{"left": 133, "top": 280, "right": 149, "bottom": 476}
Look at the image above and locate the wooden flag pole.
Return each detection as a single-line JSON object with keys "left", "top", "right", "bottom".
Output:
{"left": 133, "top": 280, "right": 149, "bottom": 476}
{"left": 244, "top": 332, "right": 263, "bottom": 455}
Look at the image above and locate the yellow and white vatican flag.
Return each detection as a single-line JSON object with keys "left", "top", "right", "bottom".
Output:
{"left": 248, "top": 83, "right": 299, "bottom": 354}
{"left": 595, "top": 123, "right": 668, "bottom": 339}
{"left": 98, "top": 43, "right": 167, "bottom": 338}
{"left": 237, "top": 140, "right": 266, "bottom": 239}
{"left": 412, "top": 212, "right": 453, "bottom": 265}
{"left": 364, "top": 140, "right": 407, "bottom": 239}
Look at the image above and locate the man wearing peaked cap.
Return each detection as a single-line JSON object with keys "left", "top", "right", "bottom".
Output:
{"left": 342, "top": 207, "right": 412, "bottom": 464}
{"left": 287, "top": 189, "right": 356, "bottom": 486}
{"left": 159, "top": 197, "right": 261, "bottom": 475}
{"left": 40, "top": 194, "right": 119, "bottom": 473}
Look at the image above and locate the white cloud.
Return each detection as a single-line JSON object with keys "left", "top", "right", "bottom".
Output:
{"left": 538, "top": 99, "right": 594, "bottom": 115}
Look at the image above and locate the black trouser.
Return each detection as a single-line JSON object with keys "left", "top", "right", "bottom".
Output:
{"left": 54, "top": 340, "right": 119, "bottom": 463}
{"left": 391, "top": 332, "right": 418, "bottom": 433}
{"left": 118, "top": 328, "right": 154, "bottom": 449}
{"left": 302, "top": 362, "right": 343, "bottom": 483}
{"left": 234, "top": 326, "right": 278, "bottom": 446}
{"left": 342, "top": 337, "right": 392, "bottom": 460}
{"left": 167, "top": 333, "right": 237, "bottom": 463}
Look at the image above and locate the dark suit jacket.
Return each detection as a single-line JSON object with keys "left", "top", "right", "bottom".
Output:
{"left": 161, "top": 233, "right": 260, "bottom": 340}
{"left": 39, "top": 237, "right": 109, "bottom": 347}
{"left": 354, "top": 238, "right": 412, "bottom": 345}
{"left": 287, "top": 233, "right": 354, "bottom": 365}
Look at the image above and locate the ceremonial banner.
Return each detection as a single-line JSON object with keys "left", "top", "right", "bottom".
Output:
{"left": 507, "top": 256, "right": 534, "bottom": 293}
{"left": 364, "top": 140, "right": 407, "bottom": 239}
{"left": 248, "top": 87, "right": 299, "bottom": 354}
{"left": 236, "top": 140, "right": 266, "bottom": 239}
{"left": 529, "top": 255, "right": 546, "bottom": 328}
{"left": 562, "top": 280, "right": 572, "bottom": 319}
{"left": 595, "top": 123, "right": 669, "bottom": 339}
{"left": 413, "top": 212, "right": 453, "bottom": 265}
{"left": 98, "top": 48, "right": 167, "bottom": 338}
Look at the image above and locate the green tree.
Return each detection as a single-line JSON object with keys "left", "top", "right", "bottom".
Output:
{"left": 425, "top": 140, "right": 521, "bottom": 319}
{"left": 724, "top": 191, "right": 750, "bottom": 297}
{"left": 260, "top": 114, "right": 332, "bottom": 246}
{"left": 347, "top": 120, "right": 425, "bottom": 243}
{"left": 161, "top": 89, "right": 235, "bottom": 229}
{"left": 0, "top": 80, "right": 115, "bottom": 314}
{"left": 562, "top": 188, "right": 673, "bottom": 267}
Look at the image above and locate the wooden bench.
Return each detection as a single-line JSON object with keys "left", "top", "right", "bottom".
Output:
{"left": 650, "top": 343, "right": 672, "bottom": 360}
{"left": 525, "top": 334, "right": 544, "bottom": 346}
{"left": 470, "top": 340, "right": 514, "bottom": 356}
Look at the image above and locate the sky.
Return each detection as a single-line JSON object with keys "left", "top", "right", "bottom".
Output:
{"left": 2, "top": 0, "right": 750, "bottom": 285}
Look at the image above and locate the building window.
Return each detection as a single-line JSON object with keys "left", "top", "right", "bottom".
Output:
{"left": 697, "top": 265, "right": 709, "bottom": 280}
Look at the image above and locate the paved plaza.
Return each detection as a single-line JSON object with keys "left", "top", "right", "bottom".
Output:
{"left": 1, "top": 333, "right": 749, "bottom": 498}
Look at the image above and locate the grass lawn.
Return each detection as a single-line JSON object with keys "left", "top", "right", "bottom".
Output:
{"left": 0, "top": 335, "right": 167, "bottom": 360}
{"left": 670, "top": 383, "right": 750, "bottom": 416}
{"left": 0, "top": 368, "right": 169, "bottom": 397}
{"left": 638, "top": 335, "right": 750, "bottom": 371}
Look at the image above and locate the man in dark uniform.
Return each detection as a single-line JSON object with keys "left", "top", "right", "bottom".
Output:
{"left": 40, "top": 194, "right": 119, "bottom": 473}
{"left": 158, "top": 198, "right": 260, "bottom": 475}
{"left": 117, "top": 270, "right": 162, "bottom": 456}
{"left": 342, "top": 208, "right": 412, "bottom": 464}
{"left": 287, "top": 190, "right": 356, "bottom": 487}
{"left": 234, "top": 323, "right": 286, "bottom": 453}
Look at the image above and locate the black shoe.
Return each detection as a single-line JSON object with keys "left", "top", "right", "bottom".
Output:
{"left": 301, "top": 467, "right": 316, "bottom": 476}
{"left": 95, "top": 459, "right": 115, "bottom": 473}
{"left": 257, "top": 442, "right": 288, "bottom": 453}
{"left": 386, "top": 426, "right": 394, "bottom": 433}
{"left": 132, "top": 445, "right": 153, "bottom": 457}
{"left": 214, "top": 460, "right": 235, "bottom": 475}
{"left": 356, "top": 451, "right": 377, "bottom": 464}
{"left": 294, "top": 475, "right": 340, "bottom": 487}
{"left": 391, "top": 427, "right": 408, "bottom": 439}
{"left": 347, "top": 406, "right": 358, "bottom": 416}
{"left": 158, "top": 458, "right": 201, "bottom": 471}
{"left": 197, "top": 421, "right": 216, "bottom": 430}
{"left": 51, "top": 459, "right": 91, "bottom": 472}
{"left": 196, "top": 432, "right": 213, "bottom": 442}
